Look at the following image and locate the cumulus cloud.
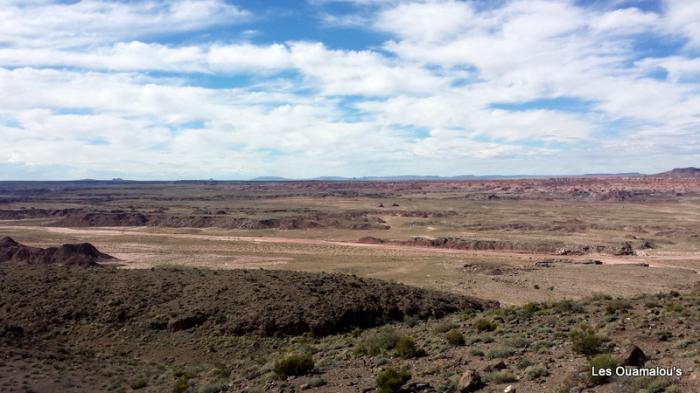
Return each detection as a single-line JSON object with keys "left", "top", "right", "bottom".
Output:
{"left": 0, "top": 0, "right": 251, "bottom": 48}
{"left": 0, "top": 0, "right": 699, "bottom": 179}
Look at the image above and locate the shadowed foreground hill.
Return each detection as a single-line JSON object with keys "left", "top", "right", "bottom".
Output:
{"left": 0, "top": 264, "right": 496, "bottom": 391}
{"left": 0, "top": 265, "right": 495, "bottom": 339}
{"left": 0, "top": 264, "right": 697, "bottom": 392}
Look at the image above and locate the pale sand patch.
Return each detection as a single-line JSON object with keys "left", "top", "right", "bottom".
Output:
{"left": 2, "top": 225, "right": 698, "bottom": 271}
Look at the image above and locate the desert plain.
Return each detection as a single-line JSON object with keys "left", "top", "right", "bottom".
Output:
{"left": 2, "top": 169, "right": 700, "bottom": 393}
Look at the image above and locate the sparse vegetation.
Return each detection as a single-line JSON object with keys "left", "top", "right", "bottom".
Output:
{"left": 355, "top": 329, "right": 400, "bottom": 356}
{"left": 605, "top": 299, "right": 632, "bottom": 315}
{"left": 552, "top": 299, "right": 584, "bottom": 313}
{"left": 486, "top": 346, "right": 517, "bottom": 359}
{"left": 445, "top": 330, "right": 466, "bottom": 346}
{"left": 172, "top": 378, "right": 190, "bottom": 393}
{"left": 273, "top": 353, "right": 315, "bottom": 378}
{"left": 656, "top": 330, "right": 673, "bottom": 341}
{"left": 526, "top": 365, "right": 550, "bottom": 380}
{"left": 484, "top": 370, "right": 517, "bottom": 384}
{"left": 570, "top": 324, "right": 605, "bottom": 355}
{"left": 395, "top": 336, "right": 420, "bottom": 359}
{"left": 433, "top": 319, "right": 458, "bottom": 333}
{"left": 475, "top": 318, "right": 497, "bottom": 332}
{"left": 376, "top": 368, "right": 411, "bottom": 393}
{"left": 589, "top": 354, "right": 619, "bottom": 385}
{"left": 638, "top": 377, "right": 673, "bottom": 393}
{"left": 2, "top": 178, "right": 700, "bottom": 392}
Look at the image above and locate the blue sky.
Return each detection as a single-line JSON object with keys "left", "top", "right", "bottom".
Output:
{"left": 0, "top": 0, "right": 699, "bottom": 179}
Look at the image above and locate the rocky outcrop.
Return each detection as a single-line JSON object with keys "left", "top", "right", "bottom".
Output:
{"left": 0, "top": 237, "right": 113, "bottom": 267}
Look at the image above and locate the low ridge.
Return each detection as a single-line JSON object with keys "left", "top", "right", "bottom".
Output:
{"left": 0, "top": 236, "right": 113, "bottom": 267}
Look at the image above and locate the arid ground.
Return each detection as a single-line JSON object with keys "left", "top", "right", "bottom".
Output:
{"left": 1, "top": 170, "right": 700, "bottom": 392}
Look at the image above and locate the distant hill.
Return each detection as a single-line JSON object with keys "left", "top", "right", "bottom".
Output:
{"left": 250, "top": 173, "right": 650, "bottom": 181}
{"left": 242, "top": 168, "right": 695, "bottom": 182}
{"left": 656, "top": 167, "right": 700, "bottom": 176}
{"left": 312, "top": 176, "right": 351, "bottom": 181}
{"left": 582, "top": 172, "right": 642, "bottom": 177}
{"left": 249, "top": 176, "right": 291, "bottom": 181}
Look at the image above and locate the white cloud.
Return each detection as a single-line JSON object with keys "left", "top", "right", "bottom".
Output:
{"left": 0, "top": 0, "right": 250, "bottom": 49}
{"left": 662, "top": 0, "right": 700, "bottom": 47}
{"left": 591, "top": 7, "right": 659, "bottom": 34}
{"left": 636, "top": 56, "right": 700, "bottom": 82}
{"left": 208, "top": 43, "right": 293, "bottom": 72}
{"left": 1, "top": 0, "right": 699, "bottom": 178}
{"left": 374, "top": 1, "right": 475, "bottom": 42}
{"left": 287, "top": 42, "right": 450, "bottom": 96}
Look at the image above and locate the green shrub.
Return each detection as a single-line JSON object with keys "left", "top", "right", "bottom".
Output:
{"left": 484, "top": 370, "right": 517, "bottom": 384}
{"left": 445, "top": 330, "right": 465, "bottom": 346}
{"left": 552, "top": 299, "right": 584, "bottom": 313}
{"left": 589, "top": 354, "right": 619, "bottom": 385}
{"left": 638, "top": 377, "right": 672, "bottom": 393}
{"left": 506, "top": 337, "right": 530, "bottom": 349}
{"left": 273, "top": 353, "right": 315, "bottom": 377}
{"left": 604, "top": 299, "right": 631, "bottom": 315}
{"left": 351, "top": 327, "right": 363, "bottom": 337}
{"left": 570, "top": 324, "right": 604, "bottom": 355}
{"left": 462, "top": 310, "right": 476, "bottom": 321}
{"left": 486, "top": 346, "right": 517, "bottom": 359}
{"left": 526, "top": 365, "right": 550, "bottom": 380}
{"left": 655, "top": 330, "right": 672, "bottom": 341}
{"left": 395, "top": 336, "right": 418, "bottom": 359}
{"left": 437, "top": 380, "right": 458, "bottom": 393}
{"left": 665, "top": 303, "right": 686, "bottom": 314}
{"left": 172, "top": 369, "right": 193, "bottom": 393}
{"left": 172, "top": 378, "right": 190, "bottom": 393}
{"left": 376, "top": 368, "right": 411, "bottom": 393}
{"left": 604, "top": 314, "right": 618, "bottom": 323}
{"left": 523, "top": 302, "right": 542, "bottom": 315}
{"left": 516, "top": 359, "right": 532, "bottom": 369}
{"left": 481, "top": 335, "right": 495, "bottom": 343}
{"left": 665, "top": 385, "right": 682, "bottom": 393}
{"left": 355, "top": 329, "right": 400, "bottom": 356}
{"left": 433, "top": 319, "right": 458, "bottom": 333}
{"left": 475, "top": 318, "right": 497, "bottom": 332}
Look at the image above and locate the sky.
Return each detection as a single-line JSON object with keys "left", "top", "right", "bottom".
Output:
{"left": 0, "top": 0, "right": 699, "bottom": 180}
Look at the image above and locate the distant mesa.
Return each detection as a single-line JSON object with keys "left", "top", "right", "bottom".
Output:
{"left": 0, "top": 236, "right": 113, "bottom": 267}
{"left": 250, "top": 176, "right": 291, "bottom": 181}
{"left": 583, "top": 172, "right": 642, "bottom": 177}
{"left": 658, "top": 167, "right": 700, "bottom": 176}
